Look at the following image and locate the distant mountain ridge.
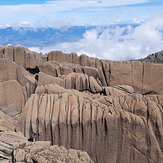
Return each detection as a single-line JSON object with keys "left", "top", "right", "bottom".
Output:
{"left": 0, "top": 26, "right": 95, "bottom": 48}
{"left": 0, "top": 24, "right": 138, "bottom": 48}
{"left": 140, "top": 51, "right": 163, "bottom": 63}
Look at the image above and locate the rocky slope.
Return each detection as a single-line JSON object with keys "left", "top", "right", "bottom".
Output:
{"left": 0, "top": 45, "right": 162, "bottom": 163}
{"left": 140, "top": 50, "right": 163, "bottom": 63}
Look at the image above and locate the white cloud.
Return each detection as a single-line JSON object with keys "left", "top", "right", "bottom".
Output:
{"left": 46, "top": 0, "right": 148, "bottom": 7}
{"left": 30, "top": 17, "right": 163, "bottom": 61}
{"left": 0, "top": 0, "right": 149, "bottom": 27}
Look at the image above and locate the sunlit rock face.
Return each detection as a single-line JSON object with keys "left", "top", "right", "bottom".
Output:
{"left": 0, "top": 45, "right": 162, "bottom": 163}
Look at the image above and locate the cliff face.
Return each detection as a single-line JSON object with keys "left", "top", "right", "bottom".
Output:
{"left": 0, "top": 45, "right": 163, "bottom": 163}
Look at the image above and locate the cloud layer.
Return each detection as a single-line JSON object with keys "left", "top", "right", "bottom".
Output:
{"left": 29, "top": 17, "right": 163, "bottom": 61}
{"left": 0, "top": 0, "right": 153, "bottom": 27}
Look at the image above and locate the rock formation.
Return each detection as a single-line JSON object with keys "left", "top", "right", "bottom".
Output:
{"left": 0, "top": 45, "right": 162, "bottom": 163}
{"left": 16, "top": 87, "right": 163, "bottom": 163}
{"left": 140, "top": 50, "right": 163, "bottom": 63}
{"left": 0, "top": 131, "right": 28, "bottom": 162}
{"left": 0, "top": 45, "right": 42, "bottom": 68}
{"left": 13, "top": 142, "right": 94, "bottom": 163}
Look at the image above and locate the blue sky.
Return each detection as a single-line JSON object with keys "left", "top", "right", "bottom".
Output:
{"left": 0, "top": 0, "right": 163, "bottom": 26}
{"left": 0, "top": 0, "right": 46, "bottom": 5}
{"left": 0, "top": 0, "right": 163, "bottom": 60}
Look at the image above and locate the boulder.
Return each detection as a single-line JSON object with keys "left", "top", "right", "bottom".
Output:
{"left": 38, "top": 72, "right": 64, "bottom": 87}
{"left": 0, "top": 80, "right": 24, "bottom": 117}
{"left": 0, "top": 59, "right": 17, "bottom": 82}
{"left": 0, "top": 111, "right": 16, "bottom": 132}
{"left": 0, "top": 59, "right": 36, "bottom": 107}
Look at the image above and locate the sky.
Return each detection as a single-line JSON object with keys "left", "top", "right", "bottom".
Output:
{"left": 0, "top": 0, "right": 163, "bottom": 26}
{"left": 0, "top": 0, "right": 163, "bottom": 60}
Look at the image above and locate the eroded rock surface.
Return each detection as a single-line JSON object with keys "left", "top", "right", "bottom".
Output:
{"left": 13, "top": 142, "right": 94, "bottom": 163}
{"left": 0, "top": 131, "right": 93, "bottom": 163}
{"left": 0, "top": 46, "right": 162, "bottom": 163}
{"left": 16, "top": 88, "right": 163, "bottom": 163}
{"left": 140, "top": 50, "right": 163, "bottom": 63}
{"left": 0, "top": 45, "right": 42, "bottom": 68}
{"left": 0, "top": 131, "right": 28, "bottom": 162}
{"left": 0, "top": 59, "right": 36, "bottom": 119}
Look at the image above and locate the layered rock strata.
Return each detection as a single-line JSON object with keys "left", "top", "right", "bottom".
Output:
{"left": 0, "top": 131, "right": 28, "bottom": 162}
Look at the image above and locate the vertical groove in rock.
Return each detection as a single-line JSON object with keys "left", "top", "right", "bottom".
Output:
{"left": 141, "top": 62, "right": 145, "bottom": 94}
{"left": 109, "top": 61, "right": 111, "bottom": 86}
{"left": 31, "top": 94, "right": 39, "bottom": 138}
{"left": 100, "top": 60, "right": 108, "bottom": 86}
